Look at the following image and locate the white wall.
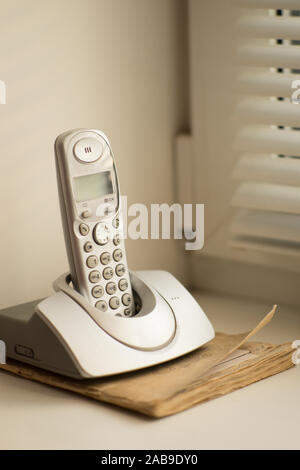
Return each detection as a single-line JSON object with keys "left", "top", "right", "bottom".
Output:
{"left": 0, "top": 0, "right": 189, "bottom": 307}
{"left": 188, "top": 0, "right": 237, "bottom": 238}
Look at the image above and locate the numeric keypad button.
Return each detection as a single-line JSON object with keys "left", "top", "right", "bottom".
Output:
{"left": 103, "top": 266, "right": 114, "bottom": 280}
{"left": 89, "top": 270, "right": 101, "bottom": 283}
{"left": 95, "top": 300, "right": 108, "bottom": 311}
{"left": 100, "top": 252, "right": 111, "bottom": 265}
{"left": 115, "top": 264, "right": 126, "bottom": 277}
{"left": 122, "top": 293, "right": 132, "bottom": 306}
{"left": 124, "top": 308, "right": 132, "bottom": 316}
{"left": 113, "top": 234, "right": 120, "bottom": 246}
{"left": 113, "top": 249, "right": 123, "bottom": 262}
{"left": 84, "top": 242, "right": 93, "bottom": 253}
{"left": 92, "top": 285, "right": 104, "bottom": 298}
{"left": 109, "top": 297, "right": 121, "bottom": 310}
{"left": 106, "top": 282, "right": 117, "bottom": 295}
{"left": 79, "top": 223, "right": 89, "bottom": 236}
{"left": 86, "top": 255, "right": 98, "bottom": 268}
{"left": 118, "top": 278, "right": 128, "bottom": 291}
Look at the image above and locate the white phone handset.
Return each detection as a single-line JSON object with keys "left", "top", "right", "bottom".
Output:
{"left": 55, "top": 129, "right": 135, "bottom": 317}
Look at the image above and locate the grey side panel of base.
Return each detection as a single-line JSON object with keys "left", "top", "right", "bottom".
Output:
{"left": 0, "top": 300, "right": 80, "bottom": 378}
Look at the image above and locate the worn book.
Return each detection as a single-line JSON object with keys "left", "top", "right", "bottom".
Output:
{"left": 0, "top": 306, "right": 299, "bottom": 418}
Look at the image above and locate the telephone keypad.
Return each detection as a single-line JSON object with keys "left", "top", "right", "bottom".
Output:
{"left": 79, "top": 223, "right": 89, "bottom": 236}
{"left": 83, "top": 215, "right": 133, "bottom": 316}
{"left": 118, "top": 279, "right": 128, "bottom": 291}
{"left": 113, "top": 249, "right": 123, "bottom": 262}
{"left": 92, "top": 285, "right": 104, "bottom": 298}
{"left": 103, "top": 266, "right": 114, "bottom": 280}
{"left": 100, "top": 252, "right": 111, "bottom": 265}
{"left": 95, "top": 300, "right": 108, "bottom": 311}
{"left": 109, "top": 296, "right": 121, "bottom": 310}
{"left": 89, "top": 270, "right": 101, "bottom": 283}
{"left": 86, "top": 255, "right": 98, "bottom": 268}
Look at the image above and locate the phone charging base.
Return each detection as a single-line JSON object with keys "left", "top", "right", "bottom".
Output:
{"left": 0, "top": 270, "right": 215, "bottom": 379}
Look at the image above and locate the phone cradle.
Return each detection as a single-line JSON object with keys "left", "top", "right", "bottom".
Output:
{"left": 0, "top": 271, "right": 215, "bottom": 379}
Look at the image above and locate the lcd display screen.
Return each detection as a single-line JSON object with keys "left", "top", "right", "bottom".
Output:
{"left": 73, "top": 171, "right": 113, "bottom": 202}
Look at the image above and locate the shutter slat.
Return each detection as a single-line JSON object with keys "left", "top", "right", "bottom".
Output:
{"left": 231, "top": 182, "right": 300, "bottom": 214}
{"left": 235, "top": 126, "right": 300, "bottom": 156}
{"left": 238, "top": 71, "right": 299, "bottom": 98}
{"left": 231, "top": 5, "right": 300, "bottom": 255}
{"left": 238, "top": 45, "right": 300, "bottom": 69}
{"left": 230, "top": 236, "right": 300, "bottom": 257}
{"left": 231, "top": 209, "right": 300, "bottom": 243}
{"left": 238, "top": 98, "right": 300, "bottom": 127}
{"left": 235, "top": 0, "right": 300, "bottom": 9}
{"left": 238, "top": 16, "right": 300, "bottom": 40}
{"left": 233, "top": 154, "right": 300, "bottom": 186}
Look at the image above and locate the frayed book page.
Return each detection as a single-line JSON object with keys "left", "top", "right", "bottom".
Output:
{"left": 0, "top": 305, "right": 298, "bottom": 418}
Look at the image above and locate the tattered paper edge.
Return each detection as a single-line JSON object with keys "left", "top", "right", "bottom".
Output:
{"left": 1, "top": 304, "right": 295, "bottom": 420}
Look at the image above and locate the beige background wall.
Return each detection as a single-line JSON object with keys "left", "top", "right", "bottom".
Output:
{"left": 0, "top": 0, "right": 189, "bottom": 308}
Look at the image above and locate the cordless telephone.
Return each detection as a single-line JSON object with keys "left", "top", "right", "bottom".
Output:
{"left": 0, "top": 127, "right": 214, "bottom": 377}
{"left": 55, "top": 129, "right": 135, "bottom": 317}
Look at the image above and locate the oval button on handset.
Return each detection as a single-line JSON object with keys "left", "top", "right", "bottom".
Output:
{"left": 74, "top": 137, "right": 103, "bottom": 163}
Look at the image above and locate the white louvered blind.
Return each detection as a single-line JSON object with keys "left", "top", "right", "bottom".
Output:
{"left": 231, "top": 5, "right": 300, "bottom": 255}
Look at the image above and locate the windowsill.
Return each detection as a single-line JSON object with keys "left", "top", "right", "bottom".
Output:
{"left": 0, "top": 290, "right": 299, "bottom": 450}
{"left": 192, "top": 289, "right": 300, "bottom": 345}
{"left": 197, "top": 218, "right": 300, "bottom": 274}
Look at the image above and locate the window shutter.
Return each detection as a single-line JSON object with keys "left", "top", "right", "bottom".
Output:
{"left": 231, "top": 5, "right": 300, "bottom": 255}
